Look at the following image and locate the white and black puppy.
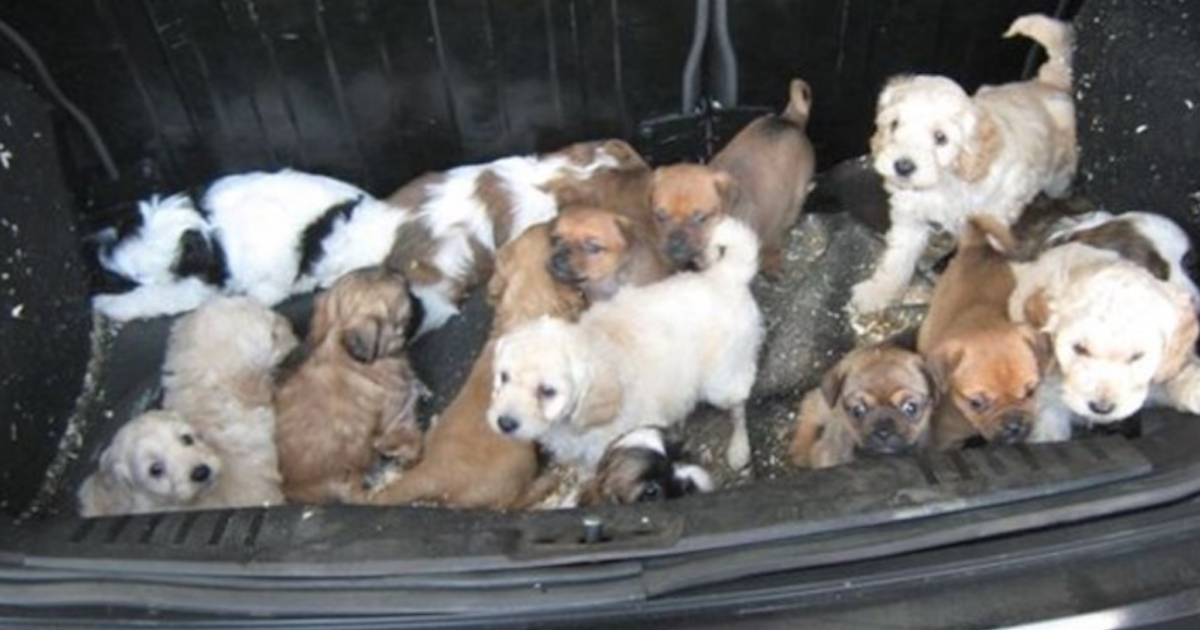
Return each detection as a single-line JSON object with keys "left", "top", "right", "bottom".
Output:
{"left": 91, "top": 169, "right": 409, "bottom": 322}
{"left": 577, "top": 427, "right": 715, "bottom": 506}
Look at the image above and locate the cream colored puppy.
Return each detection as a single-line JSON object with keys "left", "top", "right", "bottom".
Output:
{"left": 161, "top": 296, "right": 299, "bottom": 508}
{"left": 1011, "top": 243, "right": 1200, "bottom": 441}
{"left": 487, "top": 217, "right": 763, "bottom": 472}
{"left": 78, "top": 410, "right": 223, "bottom": 517}
{"left": 851, "top": 14, "right": 1076, "bottom": 313}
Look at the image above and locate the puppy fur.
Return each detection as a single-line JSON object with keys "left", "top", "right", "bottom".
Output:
{"left": 790, "top": 343, "right": 937, "bottom": 469}
{"left": 78, "top": 410, "right": 222, "bottom": 517}
{"left": 385, "top": 139, "right": 647, "bottom": 336}
{"left": 577, "top": 427, "right": 714, "bottom": 506}
{"left": 851, "top": 14, "right": 1076, "bottom": 313}
{"left": 487, "top": 217, "right": 763, "bottom": 472}
{"left": 161, "top": 297, "right": 299, "bottom": 509}
{"left": 274, "top": 266, "right": 423, "bottom": 503}
{"left": 361, "top": 224, "right": 586, "bottom": 510}
{"left": 548, "top": 205, "right": 671, "bottom": 301}
{"left": 918, "top": 216, "right": 1048, "bottom": 449}
{"left": 1010, "top": 242, "right": 1200, "bottom": 441}
{"left": 650, "top": 79, "right": 815, "bottom": 275}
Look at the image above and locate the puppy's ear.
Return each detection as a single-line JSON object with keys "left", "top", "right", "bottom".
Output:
{"left": 1022, "top": 287, "right": 1056, "bottom": 331}
{"left": 819, "top": 360, "right": 847, "bottom": 406}
{"left": 916, "top": 356, "right": 942, "bottom": 406}
{"left": 171, "top": 229, "right": 219, "bottom": 282}
{"left": 341, "top": 321, "right": 383, "bottom": 363}
{"left": 925, "top": 343, "right": 964, "bottom": 396}
{"left": 952, "top": 109, "right": 1003, "bottom": 183}
{"left": 713, "top": 171, "right": 739, "bottom": 208}
{"left": 99, "top": 443, "right": 134, "bottom": 489}
{"left": 1156, "top": 290, "right": 1200, "bottom": 381}
{"left": 1020, "top": 324, "right": 1057, "bottom": 376}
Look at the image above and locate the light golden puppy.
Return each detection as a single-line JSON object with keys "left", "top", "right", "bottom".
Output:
{"left": 851, "top": 14, "right": 1076, "bottom": 313}
{"left": 77, "top": 410, "right": 222, "bottom": 517}
{"left": 650, "top": 79, "right": 815, "bottom": 275}
{"left": 488, "top": 217, "right": 763, "bottom": 472}
{"left": 919, "top": 217, "right": 1049, "bottom": 450}
{"left": 790, "top": 343, "right": 937, "bottom": 469}
{"left": 362, "top": 224, "right": 586, "bottom": 510}
{"left": 274, "top": 266, "right": 423, "bottom": 503}
{"left": 547, "top": 205, "right": 670, "bottom": 301}
{"left": 1011, "top": 242, "right": 1200, "bottom": 441}
{"left": 161, "top": 296, "right": 298, "bottom": 509}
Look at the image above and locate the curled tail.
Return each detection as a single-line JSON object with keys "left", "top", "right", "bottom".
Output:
{"left": 703, "top": 217, "right": 760, "bottom": 286}
{"left": 961, "top": 215, "right": 1016, "bottom": 254}
{"left": 782, "top": 78, "right": 813, "bottom": 128}
{"left": 1004, "top": 13, "right": 1073, "bottom": 91}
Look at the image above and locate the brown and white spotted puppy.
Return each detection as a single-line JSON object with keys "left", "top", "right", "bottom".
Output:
{"left": 577, "top": 427, "right": 714, "bottom": 506}
{"left": 790, "top": 343, "right": 938, "bottom": 469}
{"left": 547, "top": 205, "right": 671, "bottom": 302}
{"left": 384, "top": 139, "right": 647, "bottom": 336}
{"left": 650, "top": 79, "right": 816, "bottom": 275}
{"left": 274, "top": 266, "right": 423, "bottom": 504}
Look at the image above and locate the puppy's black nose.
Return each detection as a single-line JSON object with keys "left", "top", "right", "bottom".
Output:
{"left": 190, "top": 464, "right": 212, "bottom": 483}
{"left": 872, "top": 419, "right": 896, "bottom": 439}
{"left": 666, "top": 232, "right": 696, "bottom": 266}
{"left": 1089, "top": 400, "right": 1116, "bottom": 416}
{"left": 894, "top": 158, "right": 916, "bottom": 178}
{"left": 999, "top": 414, "right": 1030, "bottom": 442}
{"left": 548, "top": 250, "right": 577, "bottom": 282}
{"left": 497, "top": 415, "right": 520, "bottom": 434}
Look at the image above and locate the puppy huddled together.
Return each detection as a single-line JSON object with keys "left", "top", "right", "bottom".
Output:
{"left": 77, "top": 12, "right": 1200, "bottom": 518}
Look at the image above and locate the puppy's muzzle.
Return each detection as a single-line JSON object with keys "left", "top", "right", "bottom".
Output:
{"left": 496, "top": 415, "right": 521, "bottom": 435}
{"left": 548, "top": 249, "right": 582, "bottom": 284}
{"left": 1088, "top": 399, "right": 1116, "bottom": 417}
{"left": 666, "top": 231, "right": 699, "bottom": 268}
{"left": 861, "top": 418, "right": 913, "bottom": 454}
{"left": 893, "top": 158, "right": 917, "bottom": 178}
{"left": 996, "top": 412, "right": 1032, "bottom": 444}
{"left": 190, "top": 464, "right": 213, "bottom": 484}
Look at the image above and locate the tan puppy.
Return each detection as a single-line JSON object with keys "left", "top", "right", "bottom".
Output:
{"left": 918, "top": 216, "right": 1048, "bottom": 449}
{"left": 650, "top": 79, "right": 815, "bottom": 274}
{"left": 790, "top": 343, "right": 937, "bottom": 468}
{"left": 547, "top": 205, "right": 670, "bottom": 301}
{"left": 274, "top": 266, "right": 423, "bottom": 503}
{"left": 362, "top": 224, "right": 586, "bottom": 509}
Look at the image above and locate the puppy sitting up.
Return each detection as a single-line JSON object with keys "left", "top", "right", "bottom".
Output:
{"left": 274, "top": 266, "right": 423, "bottom": 503}
{"left": 577, "top": 427, "right": 714, "bottom": 506}
{"left": 488, "top": 217, "right": 763, "bottom": 473}
{"left": 918, "top": 216, "right": 1049, "bottom": 450}
{"left": 790, "top": 342, "right": 937, "bottom": 469}
{"left": 548, "top": 205, "right": 670, "bottom": 301}
{"left": 78, "top": 411, "right": 222, "bottom": 517}
{"left": 651, "top": 79, "right": 816, "bottom": 275}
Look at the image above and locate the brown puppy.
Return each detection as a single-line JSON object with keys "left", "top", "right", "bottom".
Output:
{"left": 362, "top": 223, "right": 586, "bottom": 510}
{"left": 790, "top": 343, "right": 937, "bottom": 468}
{"left": 274, "top": 266, "right": 423, "bottom": 503}
{"left": 547, "top": 205, "right": 671, "bottom": 301}
{"left": 917, "top": 216, "right": 1049, "bottom": 450}
{"left": 650, "top": 78, "right": 816, "bottom": 274}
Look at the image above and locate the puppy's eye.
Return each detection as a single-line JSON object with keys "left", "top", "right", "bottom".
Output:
{"left": 148, "top": 462, "right": 165, "bottom": 478}
{"left": 890, "top": 119, "right": 899, "bottom": 132}
{"left": 583, "top": 241, "right": 604, "bottom": 255}
{"left": 692, "top": 213, "right": 709, "bottom": 225}
{"left": 933, "top": 130, "right": 948, "bottom": 146}
{"left": 537, "top": 384, "right": 557, "bottom": 399}
{"left": 1072, "top": 343, "right": 1091, "bottom": 357}
{"left": 653, "top": 209, "right": 668, "bottom": 223}
{"left": 499, "top": 371, "right": 510, "bottom": 385}
{"left": 899, "top": 400, "right": 921, "bottom": 417}
{"left": 968, "top": 395, "right": 990, "bottom": 412}
{"left": 180, "top": 434, "right": 195, "bottom": 446}
{"left": 1128, "top": 351, "right": 1145, "bottom": 364}
{"left": 637, "top": 482, "right": 664, "bottom": 502}
{"left": 1024, "top": 383, "right": 1038, "bottom": 399}
{"left": 848, "top": 403, "right": 868, "bottom": 419}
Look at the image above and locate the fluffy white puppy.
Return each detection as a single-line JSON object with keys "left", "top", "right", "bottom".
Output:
{"left": 92, "top": 169, "right": 408, "bottom": 321}
{"left": 487, "top": 217, "right": 763, "bottom": 472}
{"left": 160, "top": 297, "right": 299, "bottom": 508}
{"left": 850, "top": 14, "right": 1077, "bottom": 313}
{"left": 1010, "top": 243, "right": 1200, "bottom": 441}
{"left": 77, "top": 410, "right": 223, "bottom": 517}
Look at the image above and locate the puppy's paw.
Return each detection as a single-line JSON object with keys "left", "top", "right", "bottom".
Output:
{"left": 849, "top": 278, "right": 899, "bottom": 314}
{"left": 725, "top": 433, "right": 751, "bottom": 471}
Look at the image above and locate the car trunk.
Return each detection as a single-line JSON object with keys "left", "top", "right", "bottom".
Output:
{"left": 2, "top": 0, "right": 1199, "bottom": 626}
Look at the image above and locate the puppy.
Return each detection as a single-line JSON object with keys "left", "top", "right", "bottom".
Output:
{"left": 918, "top": 217, "right": 1048, "bottom": 450}
{"left": 790, "top": 343, "right": 937, "bottom": 469}
{"left": 385, "top": 139, "right": 647, "bottom": 336}
{"left": 547, "top": 205, "right": 671, "bottom": 301}
{"left": 1010, "top": 242, "right": 1200, "bottom": 441}
{"left": 361, "top": 224, "right": 586, "bottom": 510}
{"left": 77, "top": 410, "right": 221, "bottom": 517}
{"left": 850, "top": 14, "right": 1076, "bottom": 313}
{"left": 274, "top": 266, "right": 423, "bottom": 503}
{"left": 487, "top": 217, "right": 763, "bottom": 472}
{"left": 577, "top": 427, "right": 715, "bottom": 506}
{"left": 650, "top": 79, "right": 815, "bottom": 275}
{"left": 91, "top": 169, "right": 407, "bottom": 321}
{"left": 161, "top": 297, "right": 298, "bottom": 508}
